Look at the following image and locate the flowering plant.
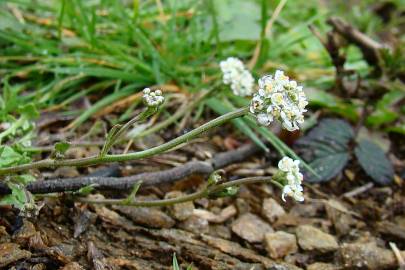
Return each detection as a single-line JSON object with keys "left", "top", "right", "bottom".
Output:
{"left": 219, "top": 58, "right": 308, "bottom": 201}
{"left": 0, "top": 65, "right": 309, "bottom": 211}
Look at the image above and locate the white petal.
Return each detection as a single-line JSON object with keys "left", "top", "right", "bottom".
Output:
{"left": 257, "top": 113, "right": 272, "bottom": 126}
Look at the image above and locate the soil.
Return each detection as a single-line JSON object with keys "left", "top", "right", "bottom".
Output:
{"left": 1, "top": 132, "right": 404, "bottom": 270}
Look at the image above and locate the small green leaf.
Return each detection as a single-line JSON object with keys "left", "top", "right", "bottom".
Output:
{"left": 55, "top": 141, "right": 71, "bottom": 155}
{"left": 19, "top": 103, "right": 40, "bottom": 120}
{"left": 100, "top": 124, "right": 122, "bottom": 157}
{"left": 13, "top": 174, "right": 36, "bottom": 185}
{"left": 207, "top": 170, "right": 223, "bottom": 186}
{"left": 305, "top": 88, "right": 359, "bottom": 121}
{"left": 172, "top": 253, "right": 180, "bottom": 270}
{"left": 366, "top": 90, "right": 405, "bottom": 127}
{"left": 0, "top": 183, "right": 26, "bottom": 209}
{"left": 209, "top": 186, "right": 239, "bottom": 198}
{"left": 0, "top": 146, "right": 29, "bottom": 168}
{"left": 354, "top": 139, "right": 394, "bottom": 185}
{"left": 74, "top": 184, "right": 97, "bottom": 196}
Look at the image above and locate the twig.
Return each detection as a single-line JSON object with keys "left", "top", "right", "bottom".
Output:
{"left": 342, "top": 182, "right": 374, "bottom": 198}
{"left": 0, "top": 143, "right": 261, "bottom": 195}
{"left": 327, "top": 17, "right": 385, "bottom": 68}
{"left": 389, "top": 242, "right": 405, "bottom": 268}
{"left": 308, "top": 24, "right": 347, "bottom": 94}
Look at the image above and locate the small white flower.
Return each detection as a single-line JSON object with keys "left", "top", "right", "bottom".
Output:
{"left": 257, "top": 113, "right": 273, "bottom": 126}
{"left": 143, "top": 88, "right": 164, "bottom": 107}
{"left": 271, "top": 92, "right": 285, "bottom": 106}
{"left": 220, "top": 57, "right": 254, "bottom": 97}
{"left": 250, "top": 95, "right": 264, "bottom": 113}
{"left": 277, "top": 157, "right": 304, "bottom": 202}
{"left": 278, "top": 156, "right": 296, "bottom": 172}
{"left": 250, "top": 70, "right": 308, "bottom": 131}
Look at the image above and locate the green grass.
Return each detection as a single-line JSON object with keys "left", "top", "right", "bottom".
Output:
{"left": 0, "top": 0, "right": 403, "bottom": 154}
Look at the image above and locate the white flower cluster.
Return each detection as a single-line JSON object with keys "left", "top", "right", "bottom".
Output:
{"left": 278, "top": 157, "right": 304, "bottom": 202}
{"left": 220, "top": 57, "right": 254, "bottom": 97}
{"left": 143, "top": 88, "right": 164, "bottom": 107}
{"left": 250, "top": 70, "right": 308, "bottom": 131}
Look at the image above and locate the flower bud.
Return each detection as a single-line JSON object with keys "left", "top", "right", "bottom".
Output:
{"left": 142, "top": 88, "right": 164, "bottom": 107}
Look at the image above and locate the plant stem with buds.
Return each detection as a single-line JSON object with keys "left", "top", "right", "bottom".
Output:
{"left": 78, "top": 176, "right": 281, "bottom": 207}
{"left": 0, "top": 107, "right": 249, "bottom": 176}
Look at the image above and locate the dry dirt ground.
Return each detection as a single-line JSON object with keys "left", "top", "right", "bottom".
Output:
{"left": 1, "top": 134, "right": 405, "bottom": 270}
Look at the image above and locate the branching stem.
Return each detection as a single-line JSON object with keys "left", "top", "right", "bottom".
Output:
{"left": 0, "top": 107, "right": 249, "bottom": 176}
{"left": 78, "top": 176, "right": 280, "bottom": 207}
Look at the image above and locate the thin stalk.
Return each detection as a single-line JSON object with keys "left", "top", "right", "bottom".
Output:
{"left": 78, "top": 176, "right": 279, "bottom": 207}
{"left": 100, "top": 107, "right": 155, "bottom": 156}
{"left": 0, "top": 107, "right": 249, "bottom": 176}
{"left": 135, "top": 88, "right": 213, "bottom": 139}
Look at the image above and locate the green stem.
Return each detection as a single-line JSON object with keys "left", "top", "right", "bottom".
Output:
{"left": 78, "top": 176, "right": 278, "bottom": 207}
{"left": 100, "top": 107, "right": 155, "bottom": 156}
{"left": 135, "top": 90, "right": 211, "bottom": 139}
{"left": 0, "top": 107, "right": 249, "bottom": 176}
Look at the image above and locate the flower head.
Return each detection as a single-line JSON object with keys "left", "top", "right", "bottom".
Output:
{"left": 250, "top": 70, "right": 308, "bottom": 131}
{"left": 143, "top": 88, "right": 164, "bottom": 107}
{"left": 220, "top": 57, "right": 254, "bottom": 97}
{"left": 277, "top": 157, "right": 304, "bottom": 202}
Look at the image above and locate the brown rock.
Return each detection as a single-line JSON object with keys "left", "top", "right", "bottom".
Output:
{"left": 87, "top": 241, "right": 109, "bottom": 270}
{"left": 46, "top": 243, "right": 76, "bottom": 264}
{"left": 262, "top": 198, "right": 286, "bottom": 223}
{"left": 193, "top": 205, "right": 237, "bottom": 223}
{"left": 13, "top": 220, "right": 37, "bottom": 246}
{"left": 113, "top": 205, "right": 175, "bottom": 228}
{"left": 201, "top": 234, "right": 302, "bottom": 270}
{"left": 339, "top": 242, "right": 403, "bottom": 269}
{"left": 165, "top": 191, "right": 194, "bottom": 221}
{"left": 73, "top": 208, "right": 95, "bottom": 238}
{"left": 264, "top": 231, "right": 298, "bottom": 259}
{"left": 325, "top": 199, "right": 355, "bottom": 235}
{"left": 31, "top": 264, "right": 46, "bottom": 270}
{"left": 60, "top": 262, "right": 85, "bottom": 270}
{"left": 28, "top": 232, "right": 47, "bottom": 250}
{"left": 236, "top": 198, "right": 251, "bottom": 214}
{"left": 209, "top": 224, "right": 232, "bottom": 239}
{"left": 296, "top": 225, "right": 338, "bottom": 253}
{"left": 0, "top": 243, "right": 31, "bottom": 268}
{"left": 0, "top": 226, "right": 10, "bottom": 242}
{"left": 376, "top": 221, "right": 405, "bottom": 241}
{"left": 178, "top": 215, "right": 209, "bottom": 234}
{"left": 232, "top": 213, "right": 273, "bottom": 243}
{"left": 94, "top": 206, "right": 135, "bottom": 230}
{"left": 290, "top": 202, "right": 323, "bottom": 218}
{"left": 307, "top": 262, "right": 340, "bottom": 270}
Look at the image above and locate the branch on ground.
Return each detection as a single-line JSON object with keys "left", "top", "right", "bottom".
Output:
{"left": 0, "top": 143, "right": 262, "bottom": 195}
